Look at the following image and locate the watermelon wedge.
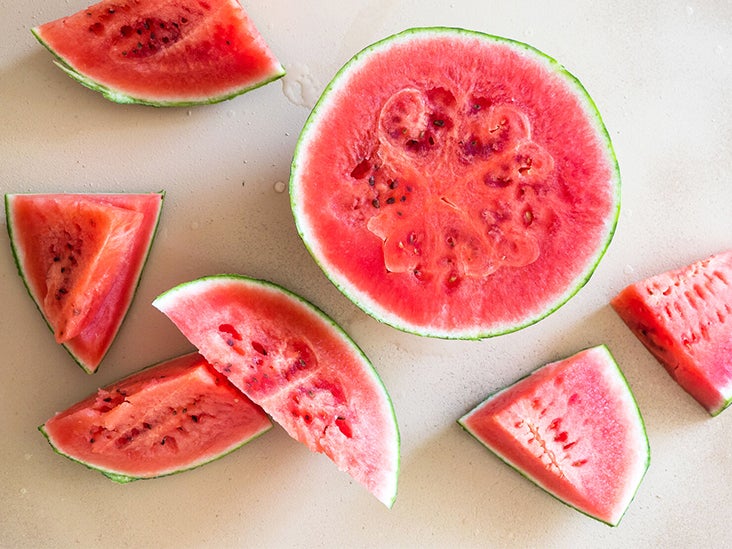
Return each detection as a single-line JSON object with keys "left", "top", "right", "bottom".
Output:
{"left": 290, "top": 27, "right": 620, "bottom": 339}
{"left": 32, "top": 0, "right": 285, "bottom": 106}
{"left": 458, "top": 345, "right": 649, "bottom": 526}
{"left": 612, "top": 251, "right": 732, "bottom": 416}
{"left": 153, "top": 274, "right": 400, "bottom": 507}
{"left": 40, "top": 352, "right": 272, "bottom": 481}
{"left": 5, "top": 192, "right": 164, "bottom": 373}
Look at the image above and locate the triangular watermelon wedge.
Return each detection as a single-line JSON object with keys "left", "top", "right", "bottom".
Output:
{"left": 458, "top": 345, "right": 649, "bottom": 526}
{"left": 5, "top": 192, "right": 164, "bottom": 373}
{"left": 31, "top": 0, "right": 285, "bottom": 106}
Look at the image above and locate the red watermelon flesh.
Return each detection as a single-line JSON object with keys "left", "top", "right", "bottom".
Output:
{"left": 459, "top": 345, "right": 649, "bottom": 526}
{"left": 290, "top": 28, "right": 620, "bottom": 339}
{"left": 40, "top": 352, "right": 272, "bottom": 481}
{"left": 153, "top": 275, "right": 400, "bottom": 507}
{"left": 32, "top": 0, "right": 285, "bottom": 106}
{"left": 612, "top": 251, "right": 732, "bottom": 416}
{"left": 5, "top": 193, "right": 163, "bottom": 373}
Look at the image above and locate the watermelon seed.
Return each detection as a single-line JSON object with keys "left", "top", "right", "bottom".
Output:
{"left": 571, "top": 459, "right": 588, "bottom": 467}
{"left": 372, "top": 199, "right": 380, "bottom": 208}
{"left": 368, "top": 175, "right": 375, "bottom": 186}
{"left": 386, "top": 197, "right": 395, "bottom": 205}
{"left": 433, "top": 119, "right": 445, "bottom": 127}
{"left": 251, "top": 341, "right": 267, "bottom": 355}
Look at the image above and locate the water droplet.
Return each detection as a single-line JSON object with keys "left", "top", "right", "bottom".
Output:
{"left": 274, "top": 181, "right": 287, "bottom": 193}
{"left": 624, "top": 264, "right": 635, "bottom": 275}
{"left": 685, "top": 5, "right": 694, "bottom": 15}
{"left": 190, "top": 221, "right": 200, "bottom": 230}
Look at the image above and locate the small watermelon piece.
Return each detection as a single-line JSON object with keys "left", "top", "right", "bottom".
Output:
{"left": 153, "top": 274, "right": 400, "bottom": 507}
{"left": 40, "top": 352, "right": 272, "bottom": 481}
{"left": 611, "top": 251, "right": 732, "bottom": 416}
{"left": 5, "top": 193, "right": 164, "bottom": 373}
{"left": 290, "top": 27, "right": 620, "bottom": 339}
{"left": 458, "top": 345, "right": 649, "bottom": 526}
{"left": 32, "top": 0, "right": 285, "bottom": 106}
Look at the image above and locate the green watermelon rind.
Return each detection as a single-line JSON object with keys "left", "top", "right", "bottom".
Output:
{"left": 4, "top": 191, "right": 165, "bottom": 374}
{"left": 153, "top": 273, "right": 401, "bottom": 508}
{"left": 457, "top": 344, "right": 650, "bottom": 527}
{"left": 37, "top": 353, "right": 273, "bottom": 483}
{"left": 30, "top": 28, "right": 286, "bottom": 107}
{"left": 290, "top": 26, "right": 621, "bottom": 340}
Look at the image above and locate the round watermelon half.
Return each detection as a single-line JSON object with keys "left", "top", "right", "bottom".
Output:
{"left": 290, "top": 27, "right": 621, "bottom": 339}
{"left": 458, "top": 345, "right": 649, "bottom": 526}
{"left": 153, "top": 275, "right": 400, "bottom": 507}
{"left": 40, "top": 352, "right": 272, "bottom": 482}
{"left": 31, "top": 0, "right": 285, "bottom": 106}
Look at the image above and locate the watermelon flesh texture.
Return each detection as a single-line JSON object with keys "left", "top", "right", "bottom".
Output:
{"left": 612, "top": 251, "right": 732, "bottom": 416}
{"left": 459, "top": 345, "right": 649, "bottom": 526}
{"left": 32, "top": 0, "right": 285, "bottom": 106}
{"left": 153, "top": 275, "right": 400, "bottom": 507}
{"left": 40, "top": 352, "right": 272, "bottom": 481}
{"left": 290, "top": 28, "right": 620, "bottom": 339}
{"left": 5, "top": 193, "right": 163, "bottom": 373}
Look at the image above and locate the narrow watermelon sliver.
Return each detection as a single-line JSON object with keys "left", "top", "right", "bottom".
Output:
{"left": 153, "top": 275, "right": 400, "bottom": 507}
{"left": 41, "top": 352, "right": 272, "bottom": 481}
{"left": 32, "top": 0, "right": 285, "bottom": 106}
{"left": 5, "top": 193, "right": 164, "bottom": 372}
{"left": 459, "top": 346, "right": 649, "bottom": 526}
{"left": 612, "top": 251, "right": 732, "bottom": 415}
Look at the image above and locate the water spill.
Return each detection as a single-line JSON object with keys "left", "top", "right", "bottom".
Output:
{"left": 281, "top": 63, "right": 322, "bottom": 109}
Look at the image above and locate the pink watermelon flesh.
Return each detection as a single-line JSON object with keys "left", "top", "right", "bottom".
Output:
{"left": 290, "top": 28, "right": 620, "bottom": 339}
{"left": 5, "top": 193, "right": 163, "bottom": 372}
{"left": 459, "top": 345, "right": 649, "bottom": 526}
{"left": 153, "top": 275, "right": 400, "bottom": 507}
{"left": 32, "top": 0, "right": 285, "bottom": 106}
{"left": 40, "top": 352, "right": 272, "bottom": 481}
{"left": 612, "top": 251, "right": 732, "bottom": 415}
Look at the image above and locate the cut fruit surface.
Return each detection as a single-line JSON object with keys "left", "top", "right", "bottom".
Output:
{"left": 459, "top": 345, "right": 649, "bottom": 526}
{"left": 41, "top": 352, "right": 272, "bottom": 481}
{"left": 290, "top": 27, "right": 620, "bottom": 339}
{"left": 153, "top": 274, "right": 400, "bottom": 507}
{"left": 32, "top": 0, "right": 285, "bottom": 106}
{"left": 612, "top": 251, "right": 732, "bottom": 415}
{"left": 5, "top": 193, "right": 163, "bottom": 373}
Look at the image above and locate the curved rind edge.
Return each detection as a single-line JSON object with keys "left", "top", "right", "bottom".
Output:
{"left": 153, "top": 273, "right": 401, "bottom": 507}
{"left": 456, "top": 344, "right": 649, "bottom": 527}
{"left": 31, "top": 27, "right": 286, "bottom": 108}
{"left": 289, "top": 26, "right": 621, "bottom": 340}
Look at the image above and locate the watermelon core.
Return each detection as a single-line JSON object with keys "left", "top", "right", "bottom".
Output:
{"left": 153, "top": 275, "right": 400, "bottom": 507}
{"left": 459, "top": 346, "right": 649, "bottom": 526}
{"left": 41, "top": 352, "right": 272, "bottom": 481}
{"left": 290, "top": 28, "right": 620, "bottom": 338}
{"left": 32, "top": 0, "right": 285, "bottom": 106}
{"left": 612, "top": 251, "right": 732, "bottom": 416}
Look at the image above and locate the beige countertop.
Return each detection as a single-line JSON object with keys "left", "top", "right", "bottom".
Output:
{"left": 1, "top": 1, "right": 730, "bottom": 547}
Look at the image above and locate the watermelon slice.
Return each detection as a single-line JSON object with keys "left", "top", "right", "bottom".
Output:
{"left": 153, "top": 275, "right": 400, "bottom": 507}
{"left": 40, "top": 352, "right": 272, "bottom": 481}
{"left": 5, "top": 193, "right": 163, "bottom": 373}
{"left": 290, "top": 27, "right": 620, "bottom": 339}
{"left": 612, "top": 251, "right": 732, "bottom": 416}
{"left": 32, "top": 0, "right": 285, "bottom": 106}
{"left": 458, "top": 345, "right": 649, "bottom": 526}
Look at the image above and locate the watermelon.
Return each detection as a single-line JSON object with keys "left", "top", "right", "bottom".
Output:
{"left": 153, "top": 274, "right": 400, "bottom": 507}
{"left": 32, "top": 0, "right": 285, "bottom": 106}
{"left": 5, "top": 192, "right": 163, "bottom": 373}
{"left": 611, "top": 251, "right": 732, "bottom": 416}
{"left": 40, "top": 352, "right": 272, "bottom": 481}
{"left": 458, "top": 345, "right": 649, "bottom": 526}
{"left": 290, "top": 27, "right": 620, "bottom": 339}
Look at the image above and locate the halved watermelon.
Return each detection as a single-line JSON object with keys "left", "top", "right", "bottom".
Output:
{"left": 153, "top": 274, "right": 400, "bottom": 507}
{"left": 40, "top": 352, "right": 272, "bottom": 481}
{"left": 290, "top": 27, "right": 620, "bottom": 339}
{"left": 458, "top": 345, "right": 649, "bottom": 526}
{"left": 5, "top": 192, "right": 163, "bottom": 373}
{"left": 32, "top": 0, "right": 285, "bottom": 106}
{"left": 612, "top": 251, "right": 732, "bottom": 416}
